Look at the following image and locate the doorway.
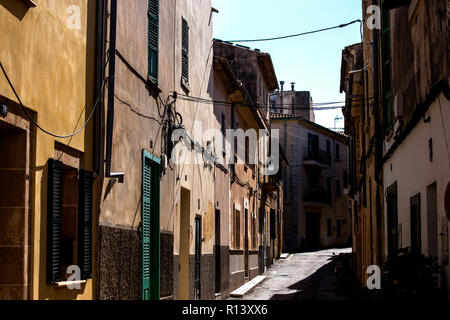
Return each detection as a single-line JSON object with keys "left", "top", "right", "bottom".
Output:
{"left": 194, "top": 216, "right": 202, "bottom": 300}
{"left": 214, "top": 210, "right": 221, "bottom": 294}
{"left": 244, "top": 208, "right": 249, "bottom": 279}
{"left": 305, "top": 212, "right": 320, "bottom": 250}
{"left": 427, "top": 183, "right": 438, "bottom": 258}
{"left": 179, "top": 188, "right": 190, "bottom": 300}
{"left": 0, "top": 121, "right": 30, "bottom": 299}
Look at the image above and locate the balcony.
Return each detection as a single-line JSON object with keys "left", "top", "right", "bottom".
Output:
{"left": 304, "top": 186, "right": 332, "bottom": 206}
{"left": 303, "top": 147, "right": 331, "bottom": 168}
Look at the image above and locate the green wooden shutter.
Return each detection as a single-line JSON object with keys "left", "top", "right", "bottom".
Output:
{"left": 148, "top": 0, "right": 159, "bottom": 83}
{"left": 142, "top": 150, "right": 161, "bottom": 300}
{"left": 77, "top": 169, "right": 93, "bottom": 280}
{"left": 381, "top": 1, "right": 394, "bottom": 133}
{"left": 142, "top": 156, "right": 152, "bottom": 300}
{"left": 47, "top": 159, "right": 63, "bottom": 284}
{"left": 181, "top": 18, "right": 189, "bottom": 83}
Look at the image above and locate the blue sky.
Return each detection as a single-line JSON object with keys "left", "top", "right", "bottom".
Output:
{"left": 212, "top": 0, "right": 363, "bottom": 129}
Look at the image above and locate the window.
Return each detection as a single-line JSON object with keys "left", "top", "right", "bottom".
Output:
{"left": 326, "top": 140, "right": 331, "bottom": 155}
{"left": 308, "top": 133, "right": 319, "bottom": 157}
{"left": 233, "top": 207, "right": 241, "bottom": 249}
{"left": 337, "top": 220, "right": 342, "bottom": 237}
{"left": 336, "top": 179, "right": 341, "bottom": 196}
{"left": 429, "top": 138, "right": 433, "bottom": 162}
{"left": 270, "top": 209, "right": 276, "bottom": 240}
{"left": 335, "top": 143, "right": 341, "bottom": 161}
{"left": 47, "top": 159, "right": 93, "bottom": 284}
{"left": 148, "top": 0, "right": 159, "bottom": 83}
{"left": 221, "top": 113, "right": 226, "bottom": 154}
{"left": 410, "top": 194, "right": 421, "bottom": 254}
{"left": 181, "top": 18, "right": 189, "bottom": 88}
{"left": 381, "top": 0, "right": 394, "bottom": 133}
{"left": 327, "top": 219, "right": 332, "bottom": 237}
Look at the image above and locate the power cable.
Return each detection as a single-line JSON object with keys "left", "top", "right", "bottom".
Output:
{"left": 0, "top": 59, "right": 106, "bottom": 139}
{"left": 224, "top": 19, "right": 362, "bottom": 43}
{"left": 174, "top": 92, "right": 374, "bottom": 111}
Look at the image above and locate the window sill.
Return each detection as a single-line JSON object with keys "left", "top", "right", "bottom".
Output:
{"left": 146, "top": 77, "right": 162, "bottom": 98}
{"left": 181, "top": 78, "right": 190, "bottom": 94}
{"left": 22, "top": 0, "right": 37, "bottom": 7}
{"left": 53, "top": 280, "right": 87, "bottom": 288}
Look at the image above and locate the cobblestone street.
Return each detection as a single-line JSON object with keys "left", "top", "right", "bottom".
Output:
{"left": 231, "top": 248, "right": 352, "bottom": 300}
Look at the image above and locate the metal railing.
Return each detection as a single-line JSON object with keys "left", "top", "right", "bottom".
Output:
{"left": 303, "top": 147, "right": 332, "bottom": 166}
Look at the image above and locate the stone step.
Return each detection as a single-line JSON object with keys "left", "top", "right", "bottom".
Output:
{"left": 230, "top": 276, "right": 266, "bottom": 298}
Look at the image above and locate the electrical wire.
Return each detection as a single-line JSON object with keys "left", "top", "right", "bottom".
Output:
{"left": 0, "top": 60, "right": 106, "bottom": 139}
{"left": 174, "top": 91, "right": 374, "bottom": 111}
{"left": 224, "top": 19, "right": 362, "bottom": 43}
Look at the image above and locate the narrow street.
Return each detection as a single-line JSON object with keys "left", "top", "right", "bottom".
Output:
{"left": 231, "top": 248, "right": 351, "bottom": 300}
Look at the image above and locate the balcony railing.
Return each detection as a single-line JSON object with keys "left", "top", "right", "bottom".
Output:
{"left": 303, "top": 147, "right": 332, "bottom": 166}
{"left": 304, "top": 187, "right": 332, "bottom": 205}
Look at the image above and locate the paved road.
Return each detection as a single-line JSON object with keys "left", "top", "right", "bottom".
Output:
{"left": 234, "top": 248, "right": 352, "bottom": 300}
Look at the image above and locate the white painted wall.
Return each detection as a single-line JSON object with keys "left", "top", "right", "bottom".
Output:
{"left": 383, "top": 93, "right": 450, "bottom": 292}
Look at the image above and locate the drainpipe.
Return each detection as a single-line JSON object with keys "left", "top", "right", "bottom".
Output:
{"left": 280, "top": 81, "right": 285, "bottom": 113}
{"left": 231, "top": 103, "right": 235, "bottom": 185}
{"left": 105, "top": 0, "right": 124, "bottom": 182}
{"left": 372, "top": 1, "right": 384, "bottom": 265}
{"left": 93, "top": 0, "right": 107, "bottom": 175}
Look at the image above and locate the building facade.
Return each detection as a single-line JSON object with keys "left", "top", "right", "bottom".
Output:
{"left": 212, "top": 41, "right": 284, "bottom": 295}
{"left": 270, "top": 87, "right": 315, "bottom": 122}
{"left": 343, "top": 0, "right": 450, "bottom": 293}
{"left": 0, "top": 0, "right": 97, "bottom": 299}
{"left": 272, "top": 114, "right": 351, "bottom": 252}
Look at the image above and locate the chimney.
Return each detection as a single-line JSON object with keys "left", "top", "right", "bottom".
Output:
{"left": 291, "top": 82, "right": 295, "bottom": 91}
{"left": 280, "top": 81, "right": 285, "bottom": 112}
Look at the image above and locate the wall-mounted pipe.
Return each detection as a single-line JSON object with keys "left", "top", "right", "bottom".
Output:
{"left": 105, "top": 0, "right": 124, "bottom": 182}
{"left": 93, "top": 0, "right": 107, "bottom": 175}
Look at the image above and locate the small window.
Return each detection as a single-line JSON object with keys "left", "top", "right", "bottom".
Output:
{"left": 148, "top": 0, "right": 159, "bottom": 83}
{"left": 335, "top": 143, "right": 341, "bottom": 161}
{"left": 47, "top": 159, "right": 93, "bottom": 284}
{"left": 221, "top": 113, "right": 226, "bottom": 154}
{"left": 429, "top": 138, "right": 433, "bottom": 162}
{"left": 181, "top": 18, "right": 189, "bottom": 88}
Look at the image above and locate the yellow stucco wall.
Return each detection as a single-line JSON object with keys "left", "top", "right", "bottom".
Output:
{"left": 0, "top": 0, "right": 97, "bottom": 299}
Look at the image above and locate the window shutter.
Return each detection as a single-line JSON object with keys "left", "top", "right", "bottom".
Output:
{"left": 181, "top": 18, "right": 189, "bottom": 83}
{"left": 47, "top": 159, "right": 63, "bottom": 284}
{"left": 148, "top": 0, "right": 159, "bottom": 83}
{"left": 142, "top": 156, "right": 152, "bottom": 300}
{"left": 77, "top": 169, "right": 93, "bottom": 280}
{"left": 381, "top": 1, "right": 394, "bottom": 133}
